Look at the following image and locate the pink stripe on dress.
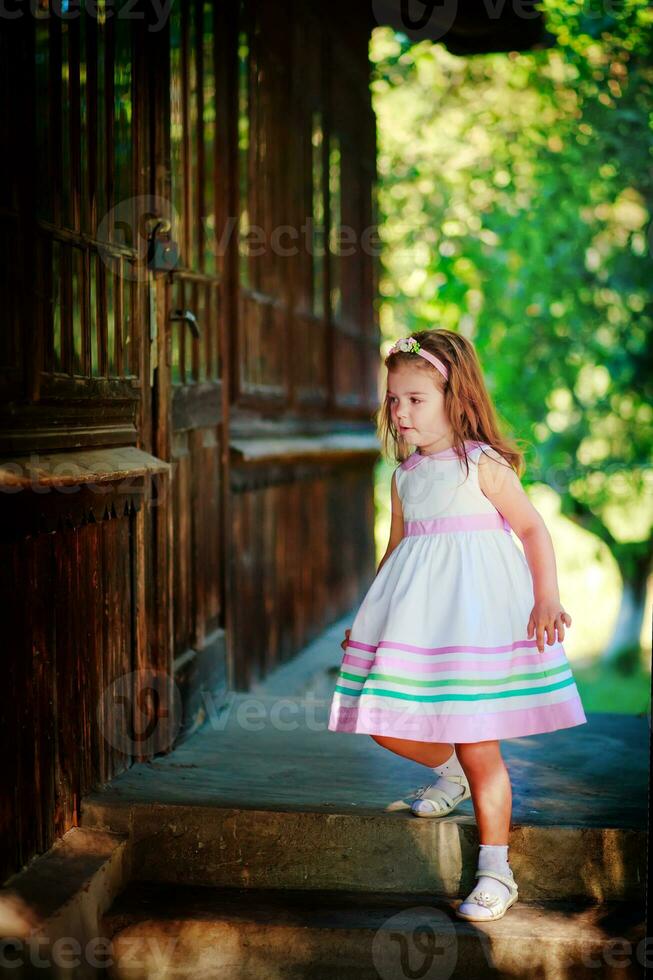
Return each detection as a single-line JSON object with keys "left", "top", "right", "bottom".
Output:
{"left": 404, "top": 512, "right": 511, "bottom": 535}
{"left": 348, "top": 638, "right": 543, "bottom": 656}
{"left": 343, "top": 651, "right": 568, "bottom": 674}
{"left": 328, "top": 697, "right": 588, "bottom": 742}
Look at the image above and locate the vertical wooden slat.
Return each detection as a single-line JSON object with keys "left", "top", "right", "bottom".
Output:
{"left": 86, "top": 519, "right": 103, "bottom": 783}
{"left": 194, "top": 0, "right": 204, "bottom": 272}
{"left": 250, "top": 3, "right": 259, "bottom": 293}
{"left": 241, "top": 490, "right": 251, "bottom": 686}
{"left": 82, "top": 247, "right": 91, "bottom": 377}
{"left": 132, "top": 504, "right": 148, "bottom": 725}
{"left": 68, "top": 15, "right": 81, "bottom": 232}
{"left": 105, "top": 10, "right": 115, "bottom": 238}
{"left": 90, "top": 250, "right": 99, "bottom": 376}
{"left": 119, "top": 511, "right": 132, "bottom": 769}
{"left": 181, "top": 0, "right": 191, "bottom": 268}
{"left": 115, "top": 254, "right": 123, "bottom": 377}
{"left": 189, "top": 429, "right": 203, "bottom": 649}
{"left": 179, "top": 278, "right": 186, "bottom": 384}
{"left": 100, "top": 514, "right": 115, "bottom": 782}
{"left": 190, "top": 279, "right": 199, "bottom": 382}
{"left": 79, "top": 10, "right": 89, "bottom": 233}
{"left": 203, "top": 428, "right": 222, "bottom": 630}
{"left": 15, "top": 542, "right": 32, "bottom": 864}
{"left": 123, "top": 274, "right": 133, "bottom": 378}
{"left": 204, "top": 284, "right": 213, "bottom": 381}
{"left": 231, "top": 496, "right": 242, "bottom": 686}
{"left": 1, "top": 542, "right": 18, "bottom": 875}
{"left": 71, "top": 523, "right": 84, "bottom": 825}
{"left": 96, "top": 5, "right": 107, "bottom": 231}
{"left": 106, "top": 253, "right": 116, "bottom": 376}
{"left": 97, "top": 251, "right": 108, "bottom": 376}
{"left": 172, "top": 435, "right": 192, "bottom": 656}
{"left": 59, "top": 16, "right": 71, "bottom": 228}
{"left": 252, "top": 486, "right": 262, "bottom": 679}
{"left": 204, "top": 0, "right": 218, "bottom": 277}
{"left": 113, "top": 14, "right": 134, "bottom": 234}
{"left": 53, "top": 528, "right": 72, "bottom": 836}
{"left": 60, "top": 245, "right": 72, "bottom": 375}
{"left": 39, "top": 232, "right": 53, "bottom": 374}
{"left": 87, "top": 10, "right": 98, "bottom": 234}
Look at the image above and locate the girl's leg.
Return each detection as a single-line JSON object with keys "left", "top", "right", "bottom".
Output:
{"left": 454, "top": 739, "right": 512, "bottom": 843}
{"left": 369, "top": 733, "right": 455, "bottom": 768}
{"left": 370, "top": 734, "right": 469, "bottom": 816}
{"left": 454, "top": 739, "right": 515, "bottom": 919}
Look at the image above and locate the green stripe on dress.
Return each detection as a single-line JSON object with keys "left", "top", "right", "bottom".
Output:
{"left": 333, "top": 675, "right": 577, "bottom": 702}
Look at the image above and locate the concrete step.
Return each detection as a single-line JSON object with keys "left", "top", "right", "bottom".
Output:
{"left": 102, "top": 881, "right": 647, "bottom": 980}
{"left": 80, "top": 698, "right": 648, "bottom": 905}
{"left": 80, "top": 798, "right": 645, "bottom": 905}
{"left": 0, "top": 827, "right": 130, "bottom": 980}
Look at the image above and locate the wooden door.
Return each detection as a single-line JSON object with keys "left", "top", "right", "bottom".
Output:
{"left": 151, "top": 0, "right": 231, "bottom": 701}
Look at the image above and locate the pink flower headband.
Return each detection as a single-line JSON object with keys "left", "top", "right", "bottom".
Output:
{"left": 387, "top": 336, "right": 449, "bottom": 381}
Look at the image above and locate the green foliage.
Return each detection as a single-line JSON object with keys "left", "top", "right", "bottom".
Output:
{"left": 370, "top": 3, "right": 653, "bottom": 558}
{"left": 572, "top": 657, "right": 651, "bottom": 714}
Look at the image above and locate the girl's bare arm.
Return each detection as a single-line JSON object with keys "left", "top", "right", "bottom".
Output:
{"left": 478, "top": 450, "right": 571, "bottom": 652}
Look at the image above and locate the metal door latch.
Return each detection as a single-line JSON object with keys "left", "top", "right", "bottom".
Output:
{"left": 169, "top": 309, "right": 201, "bottom": 339}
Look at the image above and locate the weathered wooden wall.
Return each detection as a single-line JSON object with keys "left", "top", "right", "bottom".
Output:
{"left": 230, "top": 460, "right": 376, "bottom": 689}
{"left": 0, "top": 460, "right": 176, "bottom": 882}
{"left": 0, "top": 0, "right": 380, "bottom": 882}
{"left": 225, "top": 0, "right": 379, "bottom": 690}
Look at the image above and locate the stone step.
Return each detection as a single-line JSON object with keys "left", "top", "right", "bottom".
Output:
{"left": 0, "top": 827, "right": 130, "bottom": 980}
{"left": 80, "top": 699, "right": 648, "bottom": 905}
{"left": 102, "top": 881, "right": 647, "bottom": 980}
{"left": 80, "top": 797, "right": 645, "bottom": 904}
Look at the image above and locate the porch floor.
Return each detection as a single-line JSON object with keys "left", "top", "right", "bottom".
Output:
{"left": 86, "top": 615, "right": 649, "bottom": 831}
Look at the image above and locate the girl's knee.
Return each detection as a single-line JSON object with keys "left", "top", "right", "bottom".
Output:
{"left": 455, "top": 740, "right": 502, "bottom": 769}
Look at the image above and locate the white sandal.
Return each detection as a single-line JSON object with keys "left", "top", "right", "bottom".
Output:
{"left": 455, "top": 868, "right": 519, "bottom": 921}
{"left": 410, "top": 772, "right": 471, "bottom": 818}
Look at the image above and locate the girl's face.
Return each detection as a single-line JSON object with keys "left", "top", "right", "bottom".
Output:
{"left": 387, "top": 365, "right": 451, "bottom": 451}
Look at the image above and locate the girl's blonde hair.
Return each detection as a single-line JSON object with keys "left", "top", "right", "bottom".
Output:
{"left": 376, "top": 328, "right": 528, "bottom": 478}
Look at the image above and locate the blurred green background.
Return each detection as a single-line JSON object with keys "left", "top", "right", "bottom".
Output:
{"left": 369, "top": 2, "right": 652, "bottom": 716}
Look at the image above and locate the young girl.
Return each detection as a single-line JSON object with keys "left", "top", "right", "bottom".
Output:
{"left": 327, "top": 328, "right": 588, "bottom": 922}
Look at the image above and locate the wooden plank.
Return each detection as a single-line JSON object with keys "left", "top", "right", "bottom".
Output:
{"left": 0, "top": 541, "right": 20, "bottom": 878}
{"left": 53, "top": 526, "right": 76, "bottom": 836}
{"left": 69, "top": 15, "right": 81, "bottom": 232}
{"left": 229, "top": 433, "right": 380, "bottom": 463}
{"left": 189, "top": 427, "right": 203, "bottom": 649}
{"left": 86, "top": 519, "right": 104, "bottom": 789}
{"left": 115, "top": 253, "right": 123, "bottom": 378}
{"left": 0, "top": 446, "right": 169, "bottom": 488}
{"left": 105, "top": 9, "right": 115, "bottom": 236}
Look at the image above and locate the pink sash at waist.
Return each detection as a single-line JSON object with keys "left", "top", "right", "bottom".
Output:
{"left": 404, "top": 512, "right": 511, "bottom": 536}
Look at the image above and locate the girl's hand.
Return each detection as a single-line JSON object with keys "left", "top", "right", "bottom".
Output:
{"left": 527, "top": 600, "right": 571, "bottom": 653}
{"left": 341, "top": 628, "right": 351, "bottom": 652}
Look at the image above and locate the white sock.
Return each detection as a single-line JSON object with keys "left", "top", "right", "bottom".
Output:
{"left": 429, "top": 745, "right": 468, "bottom": 796}
{"left": 412, "top": 746, "right": 469, "bottom": 815}
{"left": 459, "top": 844, "right": 514, "bottom": 918}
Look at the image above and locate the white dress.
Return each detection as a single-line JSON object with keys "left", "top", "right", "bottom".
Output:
{"left": 328, "top": 440, "right": 588, "bottom": 743}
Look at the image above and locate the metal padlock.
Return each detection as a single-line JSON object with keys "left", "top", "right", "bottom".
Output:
{"left": 147, "top": 220, "right": 180, "bottom": 272}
